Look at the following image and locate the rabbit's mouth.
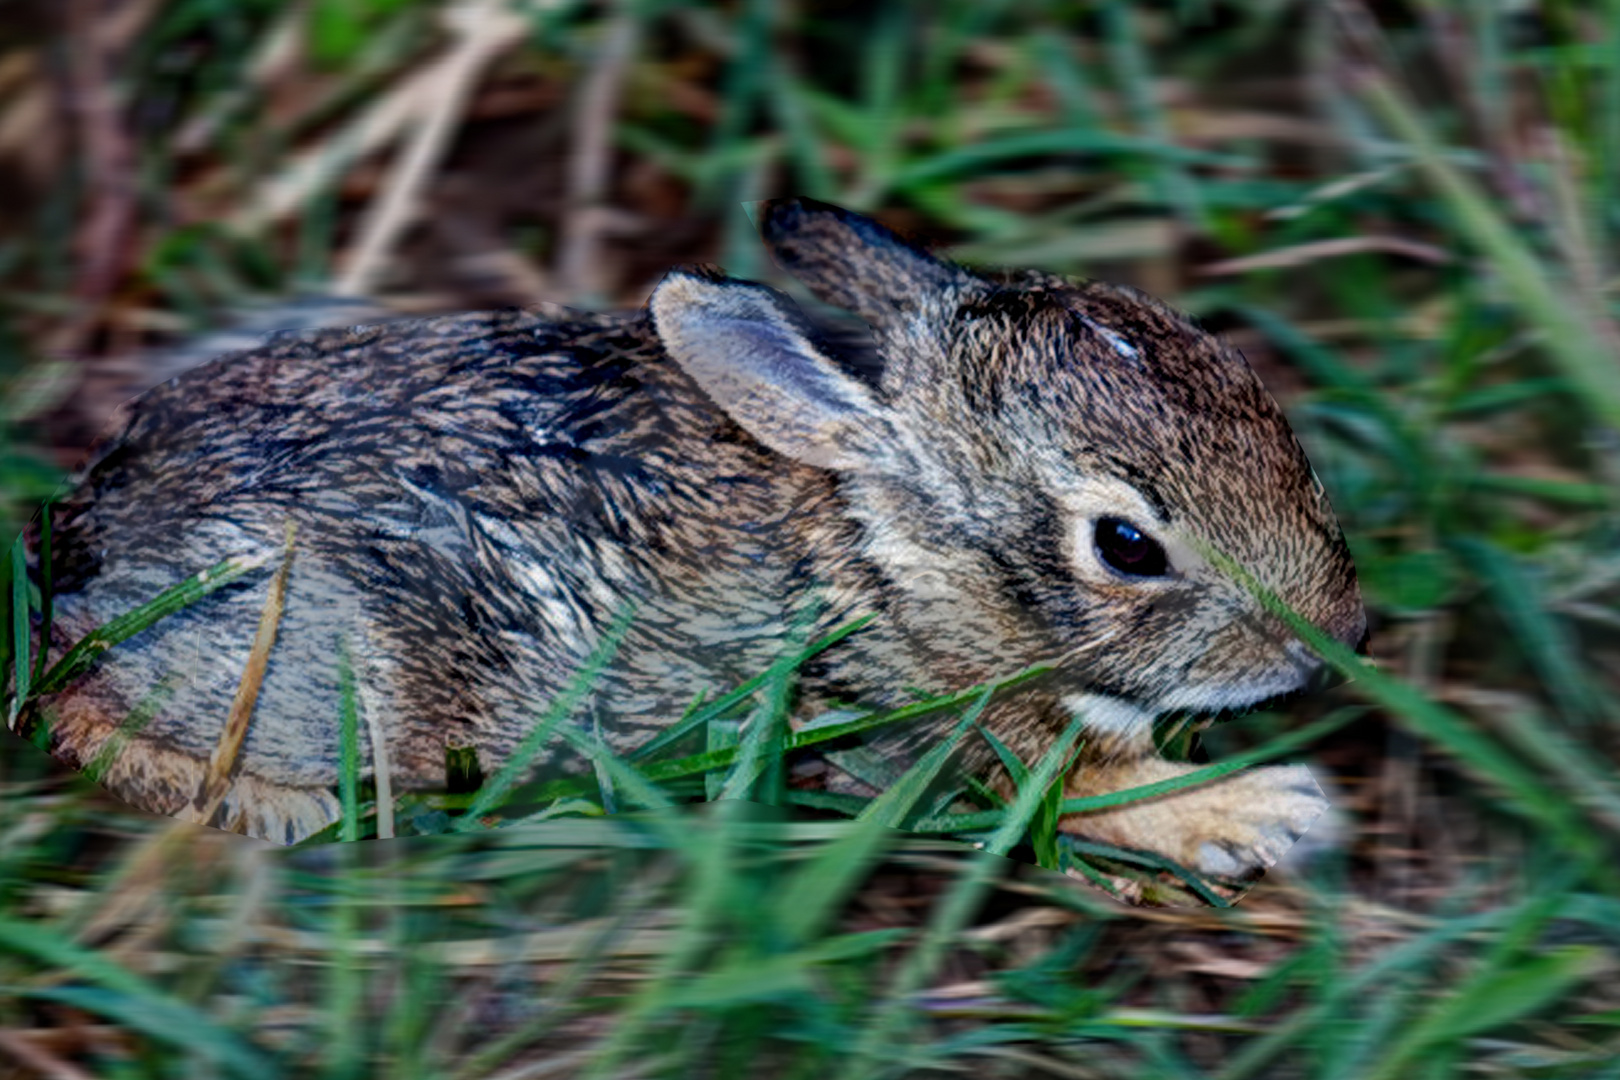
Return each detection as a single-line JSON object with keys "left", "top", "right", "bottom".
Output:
{"left": 1066, "top": 666, "right": 1337, "bottom": 741}
{"left": 1179, "top": 688, "right": 1310, "bottom": 728}
{"left": 1156, "top": 665, "right": 1348, "bottom": 731}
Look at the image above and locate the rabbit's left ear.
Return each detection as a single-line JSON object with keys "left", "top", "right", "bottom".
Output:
{"left": 759, "top": 197, "right": 976, "bottom": 332}
{"left": 650, "top": 269, "right": 898, "bottom": 473}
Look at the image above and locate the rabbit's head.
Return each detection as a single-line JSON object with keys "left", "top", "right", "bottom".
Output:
{"left": 652, "top": 198, "right": 1364, "bottom": 733}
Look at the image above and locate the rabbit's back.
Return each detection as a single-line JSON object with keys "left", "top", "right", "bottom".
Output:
{"left": 39, "top": 306, "right": 805, "bottom": 817}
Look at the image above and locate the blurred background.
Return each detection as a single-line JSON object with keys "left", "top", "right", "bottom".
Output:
{"left": 4, "top": 0, "right": 1620, "bottom": 1076}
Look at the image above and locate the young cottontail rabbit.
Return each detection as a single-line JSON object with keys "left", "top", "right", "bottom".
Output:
{"left": 18, "top": 198, "right": 1364, "bottom": 878}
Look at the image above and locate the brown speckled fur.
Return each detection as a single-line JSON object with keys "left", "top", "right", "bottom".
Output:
{"left": 20, "top": 199, "right": 1363, "bottom": 873}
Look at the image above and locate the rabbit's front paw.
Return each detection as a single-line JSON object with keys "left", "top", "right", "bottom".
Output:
{"left": 1182, "top": 765, "right": 1328, "bottom": 878}
{"left": 1061, "top": 759, "right": 1330, "bottom": 881}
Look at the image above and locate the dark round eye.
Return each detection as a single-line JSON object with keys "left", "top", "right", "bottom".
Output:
{"left": 1094, "top": 517, "right": 1169, "bottom": 578}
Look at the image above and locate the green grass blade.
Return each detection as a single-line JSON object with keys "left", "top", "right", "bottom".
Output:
{"left": 1057, "top": 707, "right": 1365, "bottom": 816}
{"left": 717, "top": 617, "right": 807, "bottom": 806}
{"left": 83, "top": 673, "right": 182, "bottom": 785}
{"left": 846, "top": 0, "right": 907, "bottom": 208}
{"left": 785, "top": 663, "right": 1051, "bottom": 752}
{"left": 437, "top": 664, "right": 1054, "bottom": 820}
{"left": 847, "top": 713, "right": 1088, "bottom": 1079}
{"left": 1364, "top": 946, "right": 1606, "bottom": 1080}
{"left": 554, "top": 721, "right": 677, "bottom": 819}
{"left": 1060, "top": 838, "right": 1232, "bottom": 907}
{"left": 704, "top": 713, "right": 739, "bottom": 802}
{"left": 891, "top": 129, "right": 1245, "bottom": 191}
{"left": 629, "top": 614, "right": 874, "bottom": 763}
{"left": 977, "top": 725, "right": 1030, "bottom": 788}
{"left": 768, "top": 68, "right": 835, "bottom": 200}
{"left": 0, "top": 917, "right": 277, "bottom": 1078}
{"left": 1358, "top": 70, "right": 1620, "bottom": 433}
{"left": 699, "top": 0, "right": 770, "bottom": 205}
{"left": 320, "top": 845, "right": 366, "bottom": 1080}
{"left": 9, "top": 532, "right": 28, "bottom": 716}
{"left": 1470, "top": 471, "right": 1615, "bottom": 508}
{"left": 1443, "top": 376, "right": 1572, "bottom": 417}
{"left": 1031, "top": 31, "right": 1101, "bottom": 129}
{"left": 335, "top": 633, "right": 363, "bottom": 842}
{"left": 859, "top": 687, "right": 993, "bottom": 830}
{"left": 30, "top": 503, "right": 49, "bottom": 687}
{"left": 773, "top": 686, "right": 996, "bottom": 948}
{"left": 578, "top": 803, "right": 752, "bottom": 1080}
{"left": 637, "top": 928, "right": 909, "bottom": 1013}
{"left": 1454, "top": 536, "right": 1608, "bottom": 724}
{"left": 12, "top": 984, "right": 279, "bottom": 1079}
{"left": 1215, "top": 903, "right": 1516, "bottom": 1080}
{"left": 1472, "top": 697, "right": 1620, "bottom": 835}
{"left": 455, "top": 603, "right": 637, "bottom": 830}
{"left": 452, "top": 854, "right": 679, "bottom": 1080}
{"left": 1100, "top": 0, "right": 1205, "bottom": 228}
{"left": 29, "top": 550, "right": 277, "bottom": 699}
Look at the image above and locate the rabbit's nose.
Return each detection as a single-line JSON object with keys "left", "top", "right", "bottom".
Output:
{"left": 1284, "top": 638, "right": 1344, "bottom": 694}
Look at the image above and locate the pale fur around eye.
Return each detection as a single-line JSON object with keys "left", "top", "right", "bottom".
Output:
{"left": 1055, "top": 476, "right": 1198, "bottom": 585}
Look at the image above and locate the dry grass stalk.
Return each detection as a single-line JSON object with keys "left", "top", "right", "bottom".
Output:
{"left": 187, "top": 522, "right": 298, "bottom": 830}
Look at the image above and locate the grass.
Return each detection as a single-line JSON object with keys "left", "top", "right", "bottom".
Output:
{"left": 1, "top": 0, "right": 1620, "bottom": 1076}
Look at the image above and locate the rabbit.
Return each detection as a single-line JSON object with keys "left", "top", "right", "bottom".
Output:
{"left": 16, "top": 198, "right": 1365, "bottom": 880}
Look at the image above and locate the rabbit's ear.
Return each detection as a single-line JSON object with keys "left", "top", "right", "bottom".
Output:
{"left": 651, "top": 270, "right": 896, "bottom": 472}
{"left": 759, "top": 198, "right": 975, "bottom": 330}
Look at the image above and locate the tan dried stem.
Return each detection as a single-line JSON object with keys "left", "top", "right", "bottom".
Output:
{"left": 555, "top": 5, "right": 641, "bottom": 305}
{"left": 334, "top": 0, "right": 531, "bottom": 297}
{"left": 188, "top": 521, "right": 298, "bottom": 830}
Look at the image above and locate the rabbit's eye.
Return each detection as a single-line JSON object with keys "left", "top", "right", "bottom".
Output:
{"left": 1094, "top": 517, "right": 1169, "bottom": 578}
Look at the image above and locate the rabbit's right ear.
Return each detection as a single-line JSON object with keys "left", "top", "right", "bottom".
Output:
{"left": 651, "top": 270, "right": 899, "bottom": 473}
{"left": 759, "top": 198, "right": 976, "bottom": 331}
